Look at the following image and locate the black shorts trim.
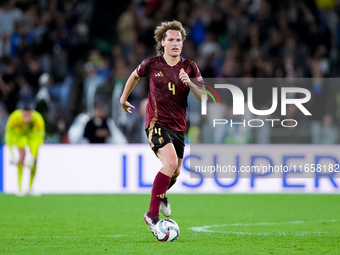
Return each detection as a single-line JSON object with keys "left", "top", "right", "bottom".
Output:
{"left": 145, "top": 124, "right": 185, "bottom": 159}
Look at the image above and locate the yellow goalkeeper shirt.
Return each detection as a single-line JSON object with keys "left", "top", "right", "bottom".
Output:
{"left": 5, "top": 110, "right": 45, "bottom": 140}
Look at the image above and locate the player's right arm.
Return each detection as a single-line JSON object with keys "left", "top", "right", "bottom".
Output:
{"left": 31, "top": 111, "right": 45, "bottom": 144}
{"left": 120, "top": 69, "right": 140, "bottom": 113}
{"left": 5, "top": 110, "right": 20, "bottom": 154}
{"left": 5, "top": 110, "right": 20, "bottom": 132}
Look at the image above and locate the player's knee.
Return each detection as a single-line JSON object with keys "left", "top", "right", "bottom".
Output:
{"left": 18, "top": 152, "right": 25, "bottom": 163}
{"left": 164, "top": 159, "right": 178, "bottom": 172}
{"left": 18, "top": 157, "right": 25, "bottom": 165}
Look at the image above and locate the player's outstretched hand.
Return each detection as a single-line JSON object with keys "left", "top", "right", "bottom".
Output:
{"left": 179, "top": 68, "right": 190, "bottom": 87}
{"left": 121, "top": 101, "right": 135, "bottom": 113}
{"left": 10, "top": 154, "right": 18, "bottom": 165}
{"left": 25, "top": 156, "right": 35, "bottom": 169}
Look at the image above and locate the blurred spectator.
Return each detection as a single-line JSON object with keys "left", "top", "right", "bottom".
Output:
{"left": 35, "top": 73, "right": 55, "bottom": 134}
{"left": 214, "top": 103, "right": 252, "bottom": 144}
{"left": 227, "top": 3, "right": 248, "bottom": 44}
{"left": 10, "top": 21, "right": 34, "bottom": 59}
{"left": 23, "top": 57, "right": 42, "bottom": 96}
{"left": 0, "top": 0, "right": 23, "bottom": 57}
{"left": 312, "top": 113, "right": 339, "bottom": 144}
{"left": 0, "top": 57, "right": 20, "bottom": 112}
{"left": 125, "top": 98, "right": 148, "bottom": 143}
{"left": 83, "top": 102, "right": 111, "bottom": 143}
{"left": 0, "top": 103, "right": 8, "bottom": 143}
{"left": 116, "top": 4, "right": 138, "bottom": 63}
{"left": 198, "top": 32, "right": 221, "bottom": 61}
{"left": 83, "top": 61, "right": 102, "bottom": 108}
{"left": 189, "top": 3, "right": 210, "bottom": 45}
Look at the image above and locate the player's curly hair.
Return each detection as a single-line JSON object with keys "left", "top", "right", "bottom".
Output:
{"left": 154, "top": 20, "right": 187, "bottom": 56}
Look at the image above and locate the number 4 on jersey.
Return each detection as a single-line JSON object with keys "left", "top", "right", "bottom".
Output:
{"left": 168, "top": 82, "right": 175, "bottom": 95}
{"left": 154, "top": 127, "right": 161, "bottom": 135}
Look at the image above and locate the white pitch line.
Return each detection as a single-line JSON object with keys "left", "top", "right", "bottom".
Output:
{"left": 202, "top": 231, "right": 330, "bottom": 236}
{"left": 11, "top": 235, "right": 126, "bottom": 239}
{"left": 190, "top": 219, "right": 339, "bottom": 236}
{"left": 102, "top": 235, "right": 126, "bottom": 238}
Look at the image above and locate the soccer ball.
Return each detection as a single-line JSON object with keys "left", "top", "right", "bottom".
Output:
{"left": 155, "top": 219, "right": 180, "bottom": 242}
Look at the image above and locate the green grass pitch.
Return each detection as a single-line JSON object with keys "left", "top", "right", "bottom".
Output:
{"left": 0, "top": 194, "right": 339, "bottom": 254}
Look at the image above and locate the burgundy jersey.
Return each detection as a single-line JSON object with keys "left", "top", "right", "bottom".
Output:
{"left": 136, "top": 56, "right": 203, "bottom": 131}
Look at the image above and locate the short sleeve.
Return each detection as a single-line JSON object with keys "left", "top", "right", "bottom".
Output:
{"left": 136, "top": 59, "right": 149, "bottom": 77}
{"left": 6, "top": 110, "right": 20, "bottom": 131}
{"left": 189, "top": 61, "right": 205, "bottom": 89}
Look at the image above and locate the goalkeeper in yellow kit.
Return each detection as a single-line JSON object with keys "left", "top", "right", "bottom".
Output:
{"left": 5, "top": 106, "right": 45, "bottom": 196}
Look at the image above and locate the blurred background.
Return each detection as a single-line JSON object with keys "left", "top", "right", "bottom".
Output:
{"left": 1, "top": 0, "right": 340, "bottom": 145}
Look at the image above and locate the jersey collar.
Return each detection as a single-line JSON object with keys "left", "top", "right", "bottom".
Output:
{"left": 161, "top": 55, "right": 183, "bottom": 67}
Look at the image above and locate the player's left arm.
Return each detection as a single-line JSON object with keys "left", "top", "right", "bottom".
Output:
{"left": 32, "top": 111, "right": 45, "bottom": 144}
{"left": 26, "top": 112, "right": 45, "bottom": 162}
{"left": 179, "top": 68, "right": 207, "bottom": 102}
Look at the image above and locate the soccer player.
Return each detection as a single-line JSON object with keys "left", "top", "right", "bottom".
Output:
{"left": 120, "top": 20, "right": 206, "bottom": 236}
{"left": 5, "top": 105, "right": 45, "bottom": 196}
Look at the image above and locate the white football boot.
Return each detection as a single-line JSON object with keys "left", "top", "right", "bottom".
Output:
{"left": 159, "top": 196, "right": 171, "bottom": 217}
{"left": 27, "top": 190, "right": 41, "bottom": 196}
{"left": 143, "top": 212, "right": 159, "bottom": 237}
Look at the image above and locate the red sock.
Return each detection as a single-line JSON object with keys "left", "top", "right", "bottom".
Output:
{"left": 148, "top": 171, "right": 171, "bottom": 218}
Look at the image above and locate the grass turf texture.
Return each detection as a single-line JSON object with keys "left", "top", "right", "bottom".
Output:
{"left": 0, "top": 194, "right": 339, "bottom": 255}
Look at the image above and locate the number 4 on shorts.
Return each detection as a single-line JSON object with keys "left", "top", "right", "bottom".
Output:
{"left": 154, "top": 127, "right": 162, "bottom": 135}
